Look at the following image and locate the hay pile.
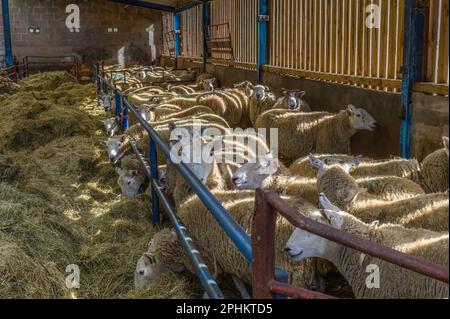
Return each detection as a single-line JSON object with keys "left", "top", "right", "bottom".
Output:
{"left": 0, "top": 71, "right": 196, "bottom": 299}
{"left": 0, "top": 76, "right": 20, "bottom": 96}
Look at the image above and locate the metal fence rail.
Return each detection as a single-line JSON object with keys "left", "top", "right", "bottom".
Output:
{"left": 252, "top": 189, "right": 449, "bottom": 299}
{"left": 94, "top": 66, "right": 267, "bottom": 298}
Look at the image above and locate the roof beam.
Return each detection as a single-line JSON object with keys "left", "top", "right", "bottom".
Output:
{"left": 107, "top": 0, "right": 175, "bottom": 12}
{"left": 175, "top": 0, "right": 202, "bottom": 13}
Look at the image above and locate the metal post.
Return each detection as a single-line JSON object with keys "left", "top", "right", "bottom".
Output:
{"left": 121, "top": 95, "right": 129, "bottom": 131}
{"left": 97, "top": 77, "right": 102, "bottom": 97}
{"left": 1, "top": 0, "right": 13, "bottom": 67}
{"left": 149, "top": 138, "right": 160, "bottom": 226}
{"left": 400, "top": 0, "right": 427, "bottom": 159}
{"left": 252, "top": 189, "right": 277, "bottom": 299}
{"left": 257, "top": 0, "right": 269, "bottom": 84}
{"left": 104, "top": 81, "right": 109, "bottom": 95}
{"left": 202, "top": 0, "right": 211, "bottom": 73}
{"left": 92, "top": 64, "right": 97, "bottom": 84}
{"left": 115, "top": 89, "right": 122, "bottom": 121}
{"left": 173, "top": 12, "right": 182, "bottom": 70}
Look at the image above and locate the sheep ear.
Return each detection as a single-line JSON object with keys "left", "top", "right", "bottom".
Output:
{"left": 319, "top": 193, "right": 340, "bottom": 212}
{"left": 346, "top": 105, "right": 356, "bottom": 116}
{"left": 322, "top": 209, "right": 344, "bottom": 229}
{"left": 258, "top": 157, "right": 280, "bottom": 175}
{"left": 168, "top": 122, "right": 176, "bottom": 131}
{"left": 443, "top": 136, "right": 449, "bottom": 151}
{"left": 308, "top": 154, "right": 325, "bottom": 170}
{"left": 296, "top": 91, "right": 306, "bottom": 98}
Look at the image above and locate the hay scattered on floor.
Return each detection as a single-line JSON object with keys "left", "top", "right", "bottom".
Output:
{"left": 0, "top": 71, "right": 196, "bottom": 299}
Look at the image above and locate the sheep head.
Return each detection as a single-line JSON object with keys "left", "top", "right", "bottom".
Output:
{"left": 252, "top": 85, "right": 270, "bottom": 101}
{"left": 134, "top": 253, "right": 162, "bottom": 289}
{"left": 116, "top": 168, "right": 145, "bottom": 198}
{"left": 309, "top": 155, "right": 359, "bottom": 207}
{"left": 286, "top": 208, "right": 343, "bottom": 262}
{"left": 345, "top": 105, "right": 378, "bottom": 131}
{"left": 101, "top": 135, "right": 128, "bottom": 163}
{"left": 280, "top": 89, "right": 308, "bottom": 111}
{"left": 233, "top": 152, "right": 281, "bottom": 189}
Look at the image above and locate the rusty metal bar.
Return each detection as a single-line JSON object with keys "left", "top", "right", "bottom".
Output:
{"left": 262, "top": 191, "right": 449, "bottom": 284}
{"left": 251, "top": 189, "right": 278, "bottom": 299}
{"left": 269, "top": 280, "right": 337, "bottom": 299}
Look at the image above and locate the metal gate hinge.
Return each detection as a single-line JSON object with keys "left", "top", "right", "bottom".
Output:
{"left": 258, "top": 15, "right": 269, "bottom": 22}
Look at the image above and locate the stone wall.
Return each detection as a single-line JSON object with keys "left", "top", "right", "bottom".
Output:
{"left": 1, "top": 0, "right": 163, "bottom": 64}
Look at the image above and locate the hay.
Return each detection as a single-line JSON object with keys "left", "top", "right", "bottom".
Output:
{"left": 0, "top": 71, "right": 195, "bottom": 299}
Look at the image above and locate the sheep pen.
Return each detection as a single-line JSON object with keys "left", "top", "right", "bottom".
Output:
{"left": 0, "top": 71, "right": 197, "bottom": 299}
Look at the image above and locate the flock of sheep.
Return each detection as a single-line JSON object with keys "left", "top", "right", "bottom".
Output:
{"left": 97, "top": 66, "right": 449, "bottom": 299}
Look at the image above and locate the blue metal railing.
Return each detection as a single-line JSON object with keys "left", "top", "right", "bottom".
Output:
{"left": 94, "top": 70, "right": 288, "bottom": 299}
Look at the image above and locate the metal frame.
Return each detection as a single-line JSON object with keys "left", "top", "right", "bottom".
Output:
{"left": 107, "top": 0, "right": 175, "bottom": 12}
{"left": 400, "top": 0, "right": 427, "bottom": 159}
{"left": 1, "top": 0, "right": 13, "bottom": 67}
{"left": 252, "top": 189, "right": 449, "bottom": 299}
{"left": 202, "top": 0, "right": 211, "bottom": 73}
{"left": 257, "top": 0, "right": 269, "bottom": 84}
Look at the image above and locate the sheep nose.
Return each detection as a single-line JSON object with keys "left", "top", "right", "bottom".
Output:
{"left": 139, "top": 270, "right": 145, "bottom": 276}
{"left": 285, "top": 247, "right": 292, "bottom": 253}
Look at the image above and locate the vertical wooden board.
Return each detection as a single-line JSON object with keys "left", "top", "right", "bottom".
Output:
{"left": 330, "top": 0, "right": 336, "bottom": 73}
{"left": 305, "top": 0, "right": 309, "bottom": 69}
{"left": 323, "top": 0, "right": 328, "bottom": 72}
{"left": 426, "top": 0, "right": 437, "bottom": 81}
{"left": 313, "top": 0, "right": 318, "bottom": 71}
{"left": 387, "top": 0, "right": 397, "bottom": 79}
{"left": 437, "top": 0, "right": 449, "bottom": 83}
{"left": 342, "top": 0, "right": 348, "bottom": 76}
{"left": 336, "top": 0, "right": 342, "bottom": 75}
{"left": 396, "top": 0, "right": 404, "bottom": 80}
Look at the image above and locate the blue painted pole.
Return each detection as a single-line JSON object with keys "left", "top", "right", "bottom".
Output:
{"left": 257, "top": 0, "right": 269, "bottom": 84}
{"left": 92, "top": 64, "right": 97, "bottom": 84}
{"left": 149, "top": 138, "right": 160, "bottom": 226}
{"left": 173, "top": 12, "right": 182, "bottom": 69}
{"left": 115, "top": 89, "right": 122, "bottom": 121}
{"left": 121, "top": 96, "right": 129, "bottom": 131}
{"left": 1, "top": 0, "right": 13, "bottom": 66}
{"left": 97, "top": 77, "right": 102, "bottom": 98}
{"left": 400, "top": 0, "right": 426, "bottom": 159}
{"left": 202, "top": 0, "right": 211, "bottom": 73}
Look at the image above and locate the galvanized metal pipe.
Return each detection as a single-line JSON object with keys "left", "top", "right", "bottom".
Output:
{"left": 115, "top": 90, "right": 122, "bottom": 121}
{"left": 125, "top": 97, "right": 253, "bottom": 263}
{"left": 149, "top": 138, "right": 160, "bottom": 226}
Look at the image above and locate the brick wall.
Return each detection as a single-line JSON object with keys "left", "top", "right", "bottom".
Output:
{"left": 1, "top": 0, "right": 163, "bottom": 64}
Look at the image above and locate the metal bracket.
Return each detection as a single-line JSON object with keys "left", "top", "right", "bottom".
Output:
{"left": 258, "top": 15, "right": 269, "bottom": 22}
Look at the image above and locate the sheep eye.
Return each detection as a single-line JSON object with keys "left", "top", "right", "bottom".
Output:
{"left": 357, "top": 114, "right": 361, "bottom": 118}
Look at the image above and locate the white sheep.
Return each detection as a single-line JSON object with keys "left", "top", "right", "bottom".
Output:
{"left": 101, "top": 118, "right": 120, "bottom": 137}
{"left": 419, "top": 136, "right": 449, "bottom": 193}
{"left": 273, "top": 89, "right": 311, "bottom": 112}
{"left": 255, "top": 105, "right": 378, "bottom": 162}
{"left": 286, "top": 200, "right": 449, "bottom": 299}
{"left": 196, "top": 81, "right": 253, "bottom": 127}
{"left": 311, "top": 156, "right": 449, "bottom": 232}
{"left": 136, "top": 190, "right": 323, "bottom": 291}
{"left": 232, "top": 152, "right": 320, "bottom": 205}
{"left": 248, "top": 85, "right": 278, "bottom": 126}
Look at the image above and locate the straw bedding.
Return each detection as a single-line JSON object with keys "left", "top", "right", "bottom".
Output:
{"left": 0, "top": 71, "right": 195, "bottom": 299}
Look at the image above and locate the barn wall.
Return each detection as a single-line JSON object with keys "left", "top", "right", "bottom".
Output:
{"left": 164, "top": 56, "right": 449, "bottom": 160}
{"left": 1, "top": 0, "right": 162, "bottom": 64}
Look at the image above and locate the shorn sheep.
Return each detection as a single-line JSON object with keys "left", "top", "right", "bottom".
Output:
{"left": 135, "top": 190, "right": 323, "bottom": 291}
{"left": 311, "top": 156, "right": 449, "bottom": 232}
{"left": 255, "top": 105, "right": 378, "bottom": 161}
{"left": 285, "top": 203, "right": 449, "bottom": 299}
